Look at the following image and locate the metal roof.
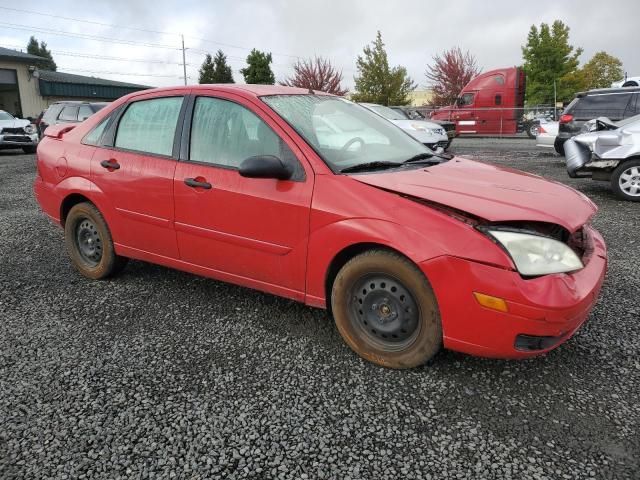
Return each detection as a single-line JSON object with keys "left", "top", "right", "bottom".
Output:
{"left": 37, "top": 70, "right": 150, "bottom": 100}
{"left": 0, "top": 46, "right": 47, "bottom": 63}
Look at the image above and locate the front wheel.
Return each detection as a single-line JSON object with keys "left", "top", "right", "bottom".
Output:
{"left": 64, "top": 202, "right": 128, "bottom": 279}
{"left": 22, "top": 146, "right": 37, "bottom": 154}
{"left": 331, "top": 250, "right": 442, "bottom": 369}
{"left": 611, "top": 160, "right": 640, "bottom": 202}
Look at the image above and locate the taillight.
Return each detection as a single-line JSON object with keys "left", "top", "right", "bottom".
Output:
{"left": 559, "top": 114, "right": 574, "bottom": 124}
{"left": 538, "top": 125, "right": 547, "bottom": 134}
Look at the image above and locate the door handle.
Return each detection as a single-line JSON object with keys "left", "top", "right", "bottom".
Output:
{"left": 100, "top": 159, "right": 120, "bottom": 170}
{"left": 184, "top": 177, "right": 212, "bottom": 189}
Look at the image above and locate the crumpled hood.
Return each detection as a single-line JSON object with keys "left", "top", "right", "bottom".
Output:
{"left": 352, "top": 157, "right": 597, "bottom": 232}
{"left": 0, "top": 118, "right": 29, "bottom": 130}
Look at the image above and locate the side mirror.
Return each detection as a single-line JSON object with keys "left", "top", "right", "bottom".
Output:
{"left": 239, "top": 155, "right": 292, "bottom": 180}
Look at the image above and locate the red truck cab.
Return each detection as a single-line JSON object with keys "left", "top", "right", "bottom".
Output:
{"left": 431, "top": 67, "right": 526, "bottom": 135}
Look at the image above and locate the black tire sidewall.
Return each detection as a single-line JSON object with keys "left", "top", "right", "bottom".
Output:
{"left": 611, "top": 160, "right": 640, "bottom": 202}
{"left": 331, "top": 250, "right": 442, "bottom": 369}
{"left": 64, "top": 203, "right": 119, "bottom": 279}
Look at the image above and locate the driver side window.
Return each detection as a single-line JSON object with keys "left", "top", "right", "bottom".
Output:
{"left": 189, "top": 97, "right": 303, "bottom": 180}
{"left": 457, "top": 93, "right": 475, "bottom": 107}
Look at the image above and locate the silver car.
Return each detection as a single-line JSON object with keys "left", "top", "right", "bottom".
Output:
{"left": 0, "top": 110, "right": 39, "bottom": 154}
{"left": 565, "top": 114, "right": 640, "bottom": 201}
{"left": 360, "top": 103, "right": 450, "bottom": 150}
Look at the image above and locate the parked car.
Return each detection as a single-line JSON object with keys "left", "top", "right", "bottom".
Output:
{"left": 360, "top": 103, "right": 450, "bottom": 150}
{"left": 535, "top": 119, "right": 559, "bottom": 148}
{"left": 431, "top": 67, "right": 527, "bottom": 135}
{"left": 34, "top": 85, "right": 607, "bottom": 368}
{"left": 611, "top": 76, "right": 640, "bottom": 88}
{"left": 0, "top": 110, "right": 39, "bottom": 153}
{"left": 391, "top": 106, "right": 457, "bottom": 148}
{"left": 39, "top": 101, "right": 109, "bottom": 137}
{"left": 555, "top": 87, "right": 640, "bottom": 155}
{"left": 565, "top": 114, "right": 640, "bottom": 201}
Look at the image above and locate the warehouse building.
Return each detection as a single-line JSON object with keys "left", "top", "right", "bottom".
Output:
{"left": 0, "top": 46, "right": 149, "bottom": 118}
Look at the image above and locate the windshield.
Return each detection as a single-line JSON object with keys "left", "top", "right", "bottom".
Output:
{"left": 0, "top": 111, "right": 14, "bottom": 121}
{"left": 365, "top": 104, "right": 408, "bottom": 120}
{"left": 261, "top": 95, "right": 431, "bottom": 171}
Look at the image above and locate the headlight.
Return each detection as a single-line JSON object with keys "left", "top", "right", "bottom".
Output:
{"left": 410, "top": 123, "right": 434, "bottom": 133}
{"left": 24, "top": 125, "right": 36, "bottom": 134}
{"left": 488, "top": 230, "right": 583, "bottom": 276}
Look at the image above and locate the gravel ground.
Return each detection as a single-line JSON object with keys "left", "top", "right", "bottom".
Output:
{"left": 0, "top": 139, "right": 638, "bottom": 479}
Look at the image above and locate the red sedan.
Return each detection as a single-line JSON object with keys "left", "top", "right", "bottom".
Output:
{"left": 34, "top": 85, "right": 607, "bottom": 368}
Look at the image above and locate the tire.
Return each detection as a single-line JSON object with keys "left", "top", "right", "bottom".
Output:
{"left": 526, "top": 122, "right": 538, "bottom": 139}
{"left": 64, "top": 202, "right": 128, "bottom": 279}
{"left": 554, "top": 138, "right": 565, "bottom": 156}
{"left": 611, "top": 160, "right": 640, "bottom": 202}
{"left": 22, "top": 146, "right": 37, "bottom": 154}
{"left": 331, "top": 250, "right": 442, "bottom": 369}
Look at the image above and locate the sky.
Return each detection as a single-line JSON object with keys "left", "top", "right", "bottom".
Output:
{"left": 0, "top": 0, "right": 638, "bottom": 89}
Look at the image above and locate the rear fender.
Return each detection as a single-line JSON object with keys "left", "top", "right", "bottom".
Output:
{"left": 54, "top": 176, "right": 117, "bottom": 227}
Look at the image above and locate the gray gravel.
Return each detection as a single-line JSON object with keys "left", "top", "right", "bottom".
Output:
{"left": 1, "top": 139, "right": 638, "bottom": 479}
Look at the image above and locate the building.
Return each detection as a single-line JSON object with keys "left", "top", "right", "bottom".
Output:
{"left": 0, "top": 46, "right": 149, "bottom": 118}
{"left": 406, "top": 89, "right": 434, "bottom": 107}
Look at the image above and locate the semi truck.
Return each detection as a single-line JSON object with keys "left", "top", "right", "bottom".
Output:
{"left": 431, "top": 67, "right": 527, "bottom": 135}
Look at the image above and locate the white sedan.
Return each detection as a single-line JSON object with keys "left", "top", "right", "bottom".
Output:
{"left": 360, "top": 103, "right": 450, "bottom": 150}
{"left": 536, "top": 119, "right": 559, "bottom": 149}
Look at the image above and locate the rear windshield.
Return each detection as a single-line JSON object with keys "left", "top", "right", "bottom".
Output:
{"left": 568, "top": 92, "right": 632, "bottom": 120}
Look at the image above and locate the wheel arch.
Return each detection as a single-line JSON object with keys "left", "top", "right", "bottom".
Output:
{"left": 60, "top": 193, "right": 94, "bottom": 226}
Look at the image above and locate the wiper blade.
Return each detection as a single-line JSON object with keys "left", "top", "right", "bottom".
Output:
{"left": 340, "top": 161, "right": 402, "bottom": 173}
{"left": 402, "top": 152, "right": 442, "bottom": 164}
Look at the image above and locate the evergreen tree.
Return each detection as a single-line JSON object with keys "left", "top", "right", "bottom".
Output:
{"left": 198, "top": 54, "right": 215, "bottom": 84}
{"left": 351, "top": 31, "right": 415, "bottom": 106}
{"left": 521, "top": 21, "right": 582, "bottom": 104}
{"left": 26, "top": 36, "right": 57, "bottom": 71}
{"left": 211, "top": 50, "right": 234, "bottom": 83}
{"left": 240, "top": 49, "right": 275, "bottom": 84}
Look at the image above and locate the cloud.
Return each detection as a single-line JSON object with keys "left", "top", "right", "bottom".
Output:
{"left": 1, "top": 0, "right": 638, "bottom": 88}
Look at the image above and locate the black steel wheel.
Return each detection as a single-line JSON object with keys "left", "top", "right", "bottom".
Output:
{"left": 331, "top": 249, "right": 442, "bottom": 369}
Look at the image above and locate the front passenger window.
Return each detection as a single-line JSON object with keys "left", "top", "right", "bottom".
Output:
{"left": 190, "top": 97, "right": 298, "bottom": 172}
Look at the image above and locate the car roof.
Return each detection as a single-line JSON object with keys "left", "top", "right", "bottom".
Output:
{"left": 50, "top": 101, "right": 110, "bottom": 106}
{"left": 577, "top": 86, "right": 640, "bottom": 97}
{"left": 139, "top": 84, "right": 335, "bottom": 98}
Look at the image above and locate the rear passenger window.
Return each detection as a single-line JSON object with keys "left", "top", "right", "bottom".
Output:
{"left": 59, "top": 106, "right": 79, "bottom": 121}
{"left": 78, "top": 105, "right": 93, "bottom": 121}
{"left": 495, "top": 94, "right": 502, "bottom": 106}
{"left": 572, "top": 93, "right": 632, "bottom": 120}
{"left": 115, "top": 97, "right": 183, "bottom": 156}
{"left": 624, "top": 94, "right": 640, "bottom": 117}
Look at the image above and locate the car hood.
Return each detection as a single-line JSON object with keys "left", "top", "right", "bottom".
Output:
{"left": 389, "top": 119, "right": 443, "bottom": 131}
{"left": 351, "top": 157, "right": 596, "bottom": 232}
{"left": 0, "top": 118, "right": 29, "bottom": 129}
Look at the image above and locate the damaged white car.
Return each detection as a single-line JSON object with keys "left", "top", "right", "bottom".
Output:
{"left": 0, "top": 110, "right": 38, "bottom": 154}
{"left": 565, "top": 114, "right": 640, "bottom": 201}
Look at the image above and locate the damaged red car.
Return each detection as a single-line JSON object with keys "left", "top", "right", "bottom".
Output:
{"left": 34, "top": 85, "right": 607, "bottom": 368}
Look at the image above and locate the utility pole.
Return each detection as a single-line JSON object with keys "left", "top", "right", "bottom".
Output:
{"left": 553, "top": 79, "right": 557, "bottom": 120}
{"left": 181, "top": 34, "right": 187, "bottom": 86}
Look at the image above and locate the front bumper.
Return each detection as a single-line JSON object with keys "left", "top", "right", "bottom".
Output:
{"left": 420, "top": 225, "right": 607, "bottom": 358}
{"left": 0, "top": 133, "right": 39, "bottom": 148}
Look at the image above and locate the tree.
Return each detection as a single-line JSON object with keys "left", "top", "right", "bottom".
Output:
{"left": 351, "top": 31, "right": 416, "bottom": 105}
{"left": 240, "top": 49, "right": 275, "bottom": 84}
{"left": 521, "top": 20, "right": 582, "bottom": 104}
{"left": 425, "top": 47, "right": 480, "bottom": 106}
{"left": 199, "top": 50, "right": 234, "bottom": 84}
{"left": 280, "top": 56, "right": 347, "bottom": 95}
{"left": 579, "top": 51, "right": 623, "bottom": 90}
{"left": 26, "top": 36, "right": 56, "bottom": 71}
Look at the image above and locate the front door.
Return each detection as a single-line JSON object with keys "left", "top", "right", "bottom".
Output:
{"left": 173, "top": 94, "right": 313, "bottom": 299}
{"left": 91, "top": 94, "right": 185, "bottom": 258}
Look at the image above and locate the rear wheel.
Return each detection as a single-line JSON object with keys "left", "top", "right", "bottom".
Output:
{"left": 554, "top": 138, "right": 565, "bottom": 156}
{"left": 64, "top": 202, "right": 128, "bottom": 279}
{"left": 611, "top": 160, "right": 640, "bottom": 202}
{"left": 331, "top": 250, "right": 442, "bottom": 369}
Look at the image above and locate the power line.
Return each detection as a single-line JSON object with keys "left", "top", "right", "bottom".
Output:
{"left": 57, "top": 67, "right": 185, "bottom": 78}
{"left": 1, "top": 44, "right": 187, "bottom": 65}
{"left": 0, "top": 6, "right": 301, "bottom": 59}
{"left": 0, "top": 21, "right": 180, "bottom": 49}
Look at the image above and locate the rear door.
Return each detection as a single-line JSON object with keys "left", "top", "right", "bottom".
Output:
{"left": 90, "top": 92, "right": 187, "bottom": 259}
{"left": 173, "top": 92, "right": 313, "bottom": 299}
